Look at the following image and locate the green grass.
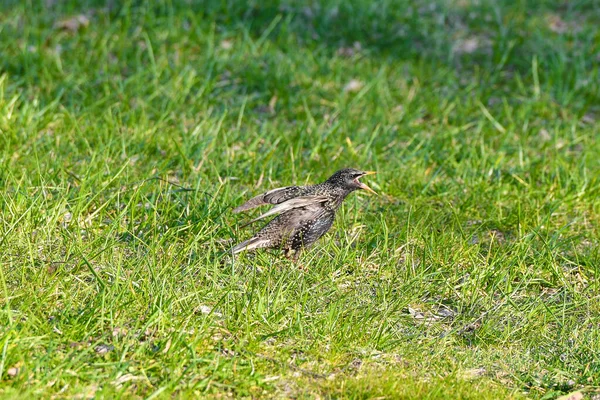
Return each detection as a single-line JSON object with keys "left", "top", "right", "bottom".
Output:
{"left": 1, "top": 0, "right": 600, "bottom": 398}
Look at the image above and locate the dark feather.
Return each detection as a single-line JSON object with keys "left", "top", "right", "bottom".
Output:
{"left": 239, "top": 195, "right": 329, "bottom": 228}
{"left": 231, "top": 237, "right": 271, "bottom": 254}
{"left": 232, "top": 186, "right": 304, "bottom": 213}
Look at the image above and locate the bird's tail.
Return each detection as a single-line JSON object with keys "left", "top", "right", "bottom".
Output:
{"left": 231, "top": 237, "right": 270, "bottom": 255}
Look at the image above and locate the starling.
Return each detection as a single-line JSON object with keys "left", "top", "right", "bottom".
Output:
{"left": 231, "top": 168, "right": 376, "bottom": 261}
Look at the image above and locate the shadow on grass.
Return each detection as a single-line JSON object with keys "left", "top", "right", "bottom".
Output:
{"left": 3, "top": 0, "right": 600, "bottom": 70}
{"left": 0, "top": 0, "right": 598, "bottom": 113}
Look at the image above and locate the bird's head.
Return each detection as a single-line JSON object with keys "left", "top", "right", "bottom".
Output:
{"left": 326, "top": 168, "right": 377, "bottom": 194}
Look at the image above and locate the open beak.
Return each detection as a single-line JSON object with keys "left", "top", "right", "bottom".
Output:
{"left": 356, "top": 171, "right": 377, "bottom": 195}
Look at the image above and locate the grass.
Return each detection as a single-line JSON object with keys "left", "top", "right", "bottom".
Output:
{"left": 1, "top": 0, "right": 599, "bottom": 398}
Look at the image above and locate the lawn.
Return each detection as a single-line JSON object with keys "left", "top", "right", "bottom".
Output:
{"left": 1, "top": 0, "right": 600, "bottom": 398}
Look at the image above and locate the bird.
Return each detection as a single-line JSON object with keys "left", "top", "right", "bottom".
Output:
{"left": 231, "top": 168, "right": 376, "bottom": 262}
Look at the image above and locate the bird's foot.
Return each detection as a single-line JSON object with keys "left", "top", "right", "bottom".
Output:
{"left": 283, "top": 250, "right": 304, "bottom": 270}
{"left": 286, "top": 251, "right": 305, "bottom": 270}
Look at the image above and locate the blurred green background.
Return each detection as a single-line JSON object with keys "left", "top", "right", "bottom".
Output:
{"left": 1, "top": 1, "right": 599, "bottom": 398}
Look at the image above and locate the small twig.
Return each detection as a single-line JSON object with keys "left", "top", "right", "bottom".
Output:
{"left": 142, "top": 177, "right": 196, "bottom": 192}
{"left": 454, "top": 300, "right": 507, "bottom": 336}
{"left": 240, "top": 349, "right": 327, "bottom": 380}
{"left": 2, "top": 253, "right": 75, "bottom": 265}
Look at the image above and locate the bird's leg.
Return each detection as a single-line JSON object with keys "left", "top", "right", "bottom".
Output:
{"left": 284, "top": 249, "right": 304, "bottom": 270}
{"left": 283, "top": 249, "right": 295, "bottom": 261}
{"left": 292, "top": 251, "right": 304, "bottom": 270}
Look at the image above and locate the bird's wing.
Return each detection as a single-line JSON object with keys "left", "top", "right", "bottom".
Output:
{"left": 231, "top": 199, "right": 329, "bottom": 254}
{"left": 232, "top": 186, "right": 305, "bottom": 213}
{"left": 239, "top": 195, "right": 329, "bottom": 227}
{"left": 231, "top": 237, "right": 272, "bottom": 254}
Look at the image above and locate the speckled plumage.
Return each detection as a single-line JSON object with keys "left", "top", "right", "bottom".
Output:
{"left": 231, "top": 168, "right": 376, "bottom": 260}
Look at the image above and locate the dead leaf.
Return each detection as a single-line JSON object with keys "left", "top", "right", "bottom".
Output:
{"left": 198, "top": 305, "right": 223, "bottom": 317}
{"left": 547, "top": 14, "right": 568, "bottom": 34}
{"left": 268, "top": 95, "right": 278, "bottom": 113}
{"left": 255, "top": 97, "right": 277, "bottom": 115}
{"left": 539, "top": 128, "right": 551, "bottom": 141}
{"left": 254, "top": 172, "right": 264, "bottom": 189}
{"left": 582, "top": 114, "right": 596, "bottom": 124}
{"left": 74, "top": 384, "right": 98, "bottom": 399}
{"left": 112, "top": 327, "right": 128, "bottom": 337}
{"left": 460, "top": 322, "right": 481, "bottom": 333}
{"left": 222, "top": 348, "right": 236, "bottom": 357}
{"left": 408, "top": 305, "right": 448, "bottom": 322}
{"left": 54, "top": 15, "right": 89, "bottom": 32}
{"left": 112, "top": 373, "right": 145, "bottom": 388}
{"left": 344, "top": 79, "right": 363, "bottom": 93}
{"left": 488, "top": 229, "right": 506, "bottom": 244}
{"left": 162, "top": 338, "right": 172, "bottom": 354}
{"left": 47, "top": 264, "right": 58, "bottom": 274}
{"left": 337, "top": 41, "right": 362, "bottom": 57}
{"left": 349, "top": 358, "right": 362, "bottom": 370}
{"left": 220, "top": 39, "right": 233, "bottom": 50}
{"left": 436, "top": 307, "right": 455, "bottom": 318}
{"left": 461, "top": 367, "right": 486, "bottom": 379}
{"left": 557, "top": 391, "right": 584, "bottom": 400}
{"left": 199, "top": 305, "right": 212, "bottom": 314}
{"left": 453, "top": 37, "right": 479, "bottom": 54}
{"left": 407, "top": 306, "right": 425, "bottom": 320}
{"left": 94, "top": 344, "right": 114, "bottom": 355}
